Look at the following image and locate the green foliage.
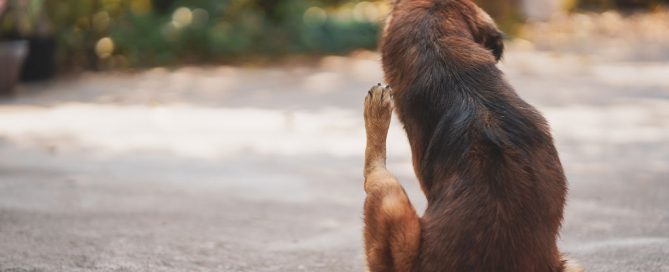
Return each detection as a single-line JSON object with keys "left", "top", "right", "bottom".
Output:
{"left": 39, "top": 0, "right": 383, "bottom": 69}
{"left": 1, "top": 0, "right": 49, "bottom": 38}
{"left": 12, "top": 0, "right": 668, "bottom": 70}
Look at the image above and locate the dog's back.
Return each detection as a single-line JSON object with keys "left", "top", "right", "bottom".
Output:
{"left": 381, "top": 1, "right": 569, "bottom": 271}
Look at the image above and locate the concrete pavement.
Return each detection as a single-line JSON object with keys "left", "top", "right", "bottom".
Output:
{"left": 0, "top": 48, "right": 667, "bottom": 271}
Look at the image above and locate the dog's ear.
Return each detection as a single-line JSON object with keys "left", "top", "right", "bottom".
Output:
{"left": 481, "top": 27, "right": 504, "bottom": 61}
{"left": 471, "top": 5, "right": 505, "bottom": 61}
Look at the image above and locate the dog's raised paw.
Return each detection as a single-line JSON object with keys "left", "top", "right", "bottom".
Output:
{"left": 364, "top": 84, "right": 394, "bottom": 130}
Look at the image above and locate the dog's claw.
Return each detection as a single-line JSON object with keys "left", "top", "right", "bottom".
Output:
{"left": 366, "top": 84, "right": 393, "bottom": 102}
{"left": 364, "top": 84, "right": 394, "bottom": 137}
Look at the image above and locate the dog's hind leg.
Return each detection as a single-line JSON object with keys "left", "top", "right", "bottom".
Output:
{"left": 363, "top": 84, "right": 421, "bottom": 272}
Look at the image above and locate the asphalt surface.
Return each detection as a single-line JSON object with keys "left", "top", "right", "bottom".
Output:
{"left": 0, "top": 47, "right": 667, "bottom": 271}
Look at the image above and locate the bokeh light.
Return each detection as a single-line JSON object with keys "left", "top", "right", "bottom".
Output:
{"left": 353, "top": 1, "right": 379, "bottom": 22}
{"left": 92, "top": 11, "right": 110, "bottom": 33}
{"left": 304, "top": 6, "right": 327, "bottom": 27}
{"left": 172, "top": 7, "right": 193, "bottom": 29}
{"left": 130, "top": 0, "right": 152, "bottom": 15}
{"left": 191, "top": 8, "right": 209, "bottom": 28}
{"left": 95, "top": 37, "right": 115, "bottom": 59}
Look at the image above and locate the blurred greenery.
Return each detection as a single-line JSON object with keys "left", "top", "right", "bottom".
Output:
{"left": 2, "top": 0, "right": 665, "bottom": 71}
{"left": 116, "top": 1, "right": 382, "bottom": 67}
{"left": 5, "top": 0, "right": 524, "bottom": 70}
{"left": 43, "top": 0, "right": 384, "bottom": 69}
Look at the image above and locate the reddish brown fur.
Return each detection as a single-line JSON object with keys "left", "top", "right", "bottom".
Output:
{"left": 362, "top": 0, "right": 584, "bottom": 271}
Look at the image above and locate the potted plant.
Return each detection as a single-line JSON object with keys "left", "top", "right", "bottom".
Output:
{"left": 1, "top": 0, "right": 55, "bottom": 83}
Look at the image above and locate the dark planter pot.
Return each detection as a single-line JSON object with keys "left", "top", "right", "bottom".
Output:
{"left": 20, "top": 36, "right": 56, "bottom": 82}
{"left": 0, "top": 40, "right": 28, "bottom": 95}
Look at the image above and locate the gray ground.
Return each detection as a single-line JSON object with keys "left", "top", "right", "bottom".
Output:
{"left": 0, "top": 44, "right": 668, "bottom": 271}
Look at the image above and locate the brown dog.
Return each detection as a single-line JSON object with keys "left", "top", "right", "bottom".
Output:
{"left": 362, "top": 0, "right": 584, "bottom": 271}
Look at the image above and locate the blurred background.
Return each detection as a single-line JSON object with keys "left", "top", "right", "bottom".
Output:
{"left": 1, "top": 0, "right": 669, "bottom": 75}
{"left": 0, "top": 0, "right": 668, "bottom": 271}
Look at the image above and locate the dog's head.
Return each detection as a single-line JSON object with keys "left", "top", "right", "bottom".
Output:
{"left": 383, "top": 0, "right": 505, "bottom": 62}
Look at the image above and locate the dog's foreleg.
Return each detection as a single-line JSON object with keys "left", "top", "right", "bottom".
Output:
{"left": 363, "top": 84, "right": 421, "bottom": 272}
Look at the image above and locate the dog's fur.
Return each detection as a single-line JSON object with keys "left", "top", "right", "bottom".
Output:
{"left": 362, "top": 0, "right": 584, "bottom": 271}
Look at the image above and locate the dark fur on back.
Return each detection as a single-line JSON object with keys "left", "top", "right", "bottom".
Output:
{"left": 381, "top": 0, "right": 568, "bottom": 271}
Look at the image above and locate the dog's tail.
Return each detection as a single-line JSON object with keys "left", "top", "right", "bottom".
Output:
{"left": 563, "top": 257, "right": 585, "bottom": 272}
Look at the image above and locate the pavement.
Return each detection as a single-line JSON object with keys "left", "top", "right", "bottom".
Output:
{"left": 0, "top": 45, "right": 667, "bottom": 271}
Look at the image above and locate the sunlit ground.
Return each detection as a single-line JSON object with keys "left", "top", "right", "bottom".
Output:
{"left": 1, "top": 27, "right": 669, "bottom": 272}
